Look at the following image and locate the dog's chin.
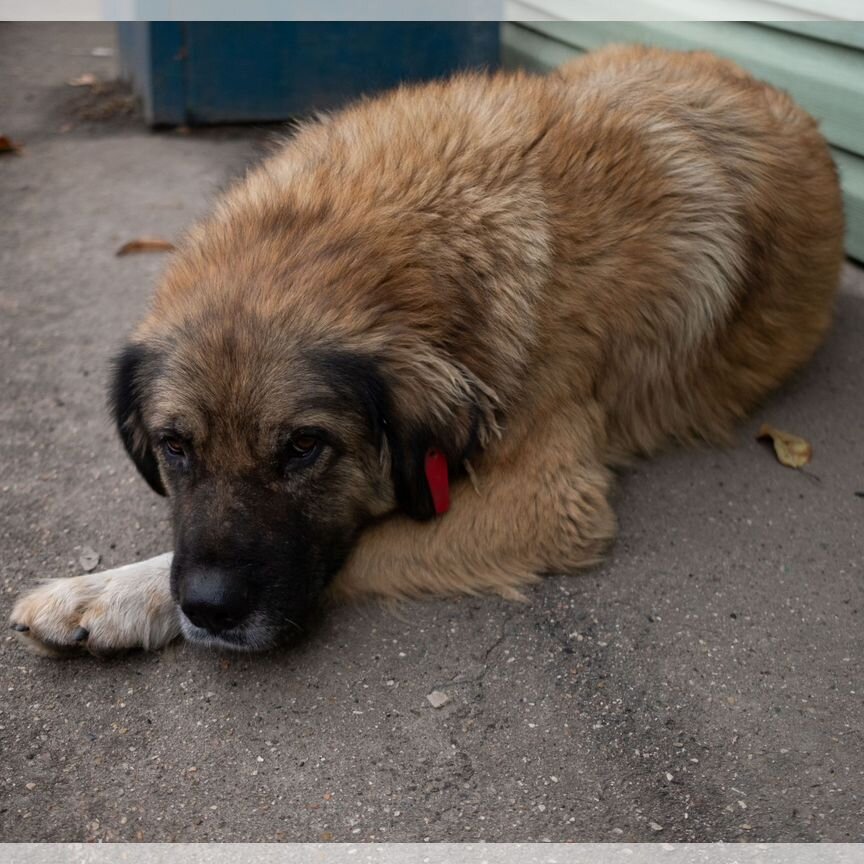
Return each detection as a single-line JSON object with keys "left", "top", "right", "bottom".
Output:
{"left": 179, "top": 610, "right": 279, "bottom": 653}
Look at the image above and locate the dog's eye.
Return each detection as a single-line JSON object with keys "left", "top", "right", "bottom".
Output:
{"left": 287, "top": 435, "right": 320, "bottom": 460}
{"left": 162, "top": 437, "right": 188, "bottom": 459}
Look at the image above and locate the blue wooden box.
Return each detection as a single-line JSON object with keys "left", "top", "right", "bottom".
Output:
{"left": 117, "top": 22, "right": 500, "bottom": 126}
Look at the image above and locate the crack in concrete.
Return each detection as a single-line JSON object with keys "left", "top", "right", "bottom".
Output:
{"left": 430, "top": 606, "right": 517, "bottom": 691}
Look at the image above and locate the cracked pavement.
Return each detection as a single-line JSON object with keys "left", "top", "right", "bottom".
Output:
{"left": 1, "top": 23, "right": 863, "bottom": 842}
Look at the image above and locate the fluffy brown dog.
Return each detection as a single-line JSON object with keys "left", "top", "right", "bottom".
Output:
{"left": 11, "top": 45, "right": 844, "bottom": 654}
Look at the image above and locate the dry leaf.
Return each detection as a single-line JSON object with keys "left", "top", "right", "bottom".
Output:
{"left": 116, "top": 236, "right": 176, "bottom": 256}
{"left": 757, "top": 423, "right": 812, "bottom": 469}
{"left": 0, "top": 134, "right": 23, "bottom": 155}
{"left": 67, "top": 73, "right": 97, "bottom": 87}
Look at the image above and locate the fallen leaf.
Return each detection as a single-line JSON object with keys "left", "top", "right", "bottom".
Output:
{"left": 0, "top": 134, "right": 23, "bottom": 155}
{"left": 757, "top": 424, "right": 812, "bottom": 469}
{"left": 116, "top": 236, "right": 176, "bottom": 256}
{"left": 67, "top": 73, "right": 97, "bottom": 87}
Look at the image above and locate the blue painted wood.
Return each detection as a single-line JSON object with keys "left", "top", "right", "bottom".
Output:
{"left": 118, "top": 22, "right": 186, "bottom": 125}
{"left": 117, "top": 22, "right": 500, "bottom": 126}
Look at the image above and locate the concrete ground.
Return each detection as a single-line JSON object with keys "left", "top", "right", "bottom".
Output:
{"left": 1, "top": 23, "right": 862, "bottom": 844}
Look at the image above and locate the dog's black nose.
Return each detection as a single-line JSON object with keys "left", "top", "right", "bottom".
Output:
{"left": 180, "top": 568, "right": 252, "bottom": 634}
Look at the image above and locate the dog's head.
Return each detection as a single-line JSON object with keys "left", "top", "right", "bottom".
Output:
{"left": 110, "top": 307, "right": 497, "bottom": 650}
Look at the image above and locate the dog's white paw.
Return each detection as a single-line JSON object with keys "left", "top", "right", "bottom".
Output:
{"left": 9, "top": 553, "right": 179, "bottom": 656}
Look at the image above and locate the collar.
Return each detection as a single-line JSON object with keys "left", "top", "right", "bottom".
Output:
{"left": 424, "top": 448, "right": 450, "bottom": 516}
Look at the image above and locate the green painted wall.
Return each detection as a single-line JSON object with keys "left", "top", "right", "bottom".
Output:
{"left": 502, "top": 22, "right": 864, "bottom": 262}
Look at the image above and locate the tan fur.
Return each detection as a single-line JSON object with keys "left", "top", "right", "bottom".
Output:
{"left": 12, "top": 45, "right": 844, "bottom": 654}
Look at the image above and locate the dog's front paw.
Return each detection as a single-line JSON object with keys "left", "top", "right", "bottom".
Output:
{"left": 9, "top": 553, "right": 179, "bottom": 656}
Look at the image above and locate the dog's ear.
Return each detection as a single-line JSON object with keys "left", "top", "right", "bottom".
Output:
{"left": 109, "top": 343, "right": 166, "bottom": 496}
{"left": 377, "top": 343, "right": 501, "bottom": 521}
{"left": 382, "top": 417, "right": 440, "bottom": 521}
{"left": 316, "top": 346, "right": 499, "bottom": 521}
{"left": 314, "top": 349, "right": 431, "bottom": 517}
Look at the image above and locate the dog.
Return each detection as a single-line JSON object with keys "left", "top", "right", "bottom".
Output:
{"left": 10, "top": 44, "right": 844, "bottom": 655}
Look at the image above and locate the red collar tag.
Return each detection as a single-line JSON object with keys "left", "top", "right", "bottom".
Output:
{"left": 424, "top": 448, "right": 450, "bottom": 516}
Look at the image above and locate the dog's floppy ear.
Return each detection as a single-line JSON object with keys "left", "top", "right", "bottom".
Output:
{"left": 381, "top": 354, "right": 499, "bottom": 521}
{"left": 317, "top": 346, "right": 499, "bottom": 521}
{"left": 383, "top": 416, "right": 441, "bottom": 522}
{"left": 315, "top": 349, "right": 434, "bottom": 518}
{"left": 109, "top": 343, "right": 166, "bottom": 496}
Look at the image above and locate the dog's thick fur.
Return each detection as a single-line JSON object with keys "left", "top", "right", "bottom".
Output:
{"left": 12, "top": 45, "right": 844, "bottom": 654}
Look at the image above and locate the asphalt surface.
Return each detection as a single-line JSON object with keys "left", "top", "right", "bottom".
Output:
{"left": 1, "top": 23, "right": 862, "bottom": 843}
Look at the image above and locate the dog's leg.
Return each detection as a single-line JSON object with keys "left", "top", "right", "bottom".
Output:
{"left": 330, "top": 407, "right": 617, "bottom": 602}
{"left": 9, "top": 553, "right": 178, "bottom": 656}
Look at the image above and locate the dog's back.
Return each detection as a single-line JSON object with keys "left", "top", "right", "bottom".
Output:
{"left": 549, "top": 45, "right": 844, "bottom": 457}
{"left": 562, "top": 46, "right": 843, "bottom": 456}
